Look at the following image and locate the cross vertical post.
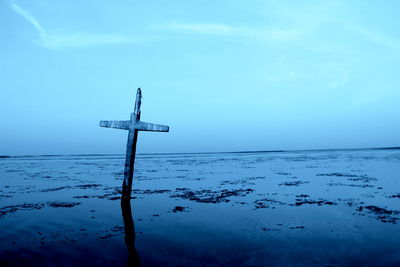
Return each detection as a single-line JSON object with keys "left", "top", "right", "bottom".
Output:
{"left": 122, "top": 90, "right": 141, "bottom": 199}
{"left": 100, "top": 88, "right": 169, "bottom": 199}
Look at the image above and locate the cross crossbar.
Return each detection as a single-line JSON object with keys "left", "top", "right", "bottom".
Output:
{"left": 99, "top": 120, "right": 169, "bottom": 132}
{"left": 99, "top": 88, "right": 169, "bottom": 199}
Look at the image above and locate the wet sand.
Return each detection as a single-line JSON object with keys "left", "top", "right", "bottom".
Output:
{"left": 0, "top": 149, "right": 399, "bottom": 266}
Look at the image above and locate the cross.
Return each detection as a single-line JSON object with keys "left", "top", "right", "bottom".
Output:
{"left": 100, "top": 88, "right": 169, "bottom": 199}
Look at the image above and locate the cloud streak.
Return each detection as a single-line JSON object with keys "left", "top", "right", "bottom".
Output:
{"left": 10, "top": 3, "right": 143, "bottom": 49}
{"left": 343, "top": 24, "right": 400, "bottom": 51}
{"left": 164, "top": 23, "right": 235, "bottom": 35}
{"left": 163, "top": 22, "right": 304, "bottom": 44}
{"left": 163, "top": 19, "right": 400, "bottom": 51}
{"left": 11, "top": 2, "right": 400, "bottom": 52}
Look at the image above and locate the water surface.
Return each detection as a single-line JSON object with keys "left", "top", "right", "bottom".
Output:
{"left": 0, "top": 149, "right": 399, "bottom": 266}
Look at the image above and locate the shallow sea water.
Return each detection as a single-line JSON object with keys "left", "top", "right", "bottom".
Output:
{"left": 0, "top": 149, "right": 399, "bottom": 266}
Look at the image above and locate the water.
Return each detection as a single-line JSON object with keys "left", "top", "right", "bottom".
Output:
{"left": 0, "top": 149, "right": 399, "bottom": 266}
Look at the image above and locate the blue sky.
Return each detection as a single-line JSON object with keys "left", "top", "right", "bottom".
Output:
{"left": 1, "top": 0, "right": 399, "bottom": 155}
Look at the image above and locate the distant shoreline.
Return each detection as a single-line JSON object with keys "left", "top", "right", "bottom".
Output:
{"left": 1, "top": 146, "right": 399, "bottom": 158}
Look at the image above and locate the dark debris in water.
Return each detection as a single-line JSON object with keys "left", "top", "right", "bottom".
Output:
{"left": 294, "top": 194, "right": 336, "bottom": 205}
{"left": 327, "top": 182, "right": 374, "bottom": 188}
{"left": 294, "top": 199, "right": 336, "bottom": 206}
{"left": 96, "top": 225, "right": 124, "bottom": 240}
{"left": 289, "top": 226, "right": 305, "bottom": 229}
{"left": 107, "top": 196, "right": 121, "bottom": 200}
{"left": 97, "top": 234, "right": 117, "bottom": 240}
{"left": 172, "top": 206, "right": 187, "bottom": 212}
{"left": 171, "top": 188, "right": 254, "bottom": 203}
{"left": 76, "top": 184, "right": 102, "bottom": 189}
{"left": 254, "top": 198, "right": 286, "bottom": 209}
{"left": 275, "top": 172, "right": 291, "bottom": 176}
{"left": 0, "top": 203, "right": 44, "bottom": 218}
{"left": 73, "top": 187, "right": 171, "bottom": 200}
{"left": 318, "top": 173, "right": 377, "bottom": 183}
{"left": 279, "top": 181, "right": 309, "bottom": 186}
{"left": 364, "top": 206, "right": 393, "bottom": 214}
{"left": 347, "top": 176, "right": 377, "bottom": 183}
{"left": 317, "top": 172, "right": 359, "bottom": 177}
{"left": 254, "top": 195, "right": 339, "bottom": 208}
{"left": 39, "top": 184, "right": 102, "bottom": 193}
{"left": 0, "top": 201, "right": 81, "bottom": 218}
{"left": 134, "top": 189, "right": 172, "bottom": 194}
{"left": 40, "top": 186, "right": 70, "bottom": 192}
{"left": 388, "top": 194, "right": 400, "bottom": 199}
{"left": 47, "top": 202, "right": 81, "bottom": 208}
{"left": 261, "top": 228, "right": 280, "bottom": 232}
{"left": 296, "top": 194, "right": 310, "bottom": 198}
{"left": 356, "top": 205, "right": 399, "bottom": 224}
{"left": 220, "top": 176, "right": 266, "bottom": 186}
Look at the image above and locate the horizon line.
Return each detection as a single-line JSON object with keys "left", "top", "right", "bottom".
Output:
{"left": 1, "top": 146, "right": 399, "bottom": 158}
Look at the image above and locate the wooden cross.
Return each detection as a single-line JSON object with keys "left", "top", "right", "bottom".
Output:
{"left": 100, "top": 88, "right": 169, "bottom": 199}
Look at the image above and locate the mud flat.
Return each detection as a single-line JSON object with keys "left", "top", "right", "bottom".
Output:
{"left": 0, "top": 149, "right": 399, "bottom": 266}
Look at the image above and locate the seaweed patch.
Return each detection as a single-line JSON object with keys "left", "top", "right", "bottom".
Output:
{"left": 171, "top": 188, "right": 254, "bottom": 203}
{"left": 294, "top": 199, "right": 336, "bottom": 206}
{"left": 279, "top": 181, "right": 309, "bottom": 186}
{"left": 327, "top": 182, "right": 374, "bottom": 188}
{"left": 317, "top": 173, "right": 359, "bottom": 177}
{"left": 254, "top": 198, "right": 287, "bottom": 209}
{"left": 220, "top": 176, "right": 266, "bottom": 186}
{"left": 0, "top": 201, "right": 81, "bottom": 218}
{"left": 356, "top": 205, "right": 399, "bottom": 224}
{"left": 171, "top": 206, "right": 188, "bottom": 212}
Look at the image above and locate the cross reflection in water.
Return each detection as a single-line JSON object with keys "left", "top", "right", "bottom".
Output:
{"left": 121, "top": 198, "right": 140, "bottom": 266}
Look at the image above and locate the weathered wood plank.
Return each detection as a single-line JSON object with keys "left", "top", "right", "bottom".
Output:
{"left": 100, "top": 120, "right": 131, "bottom": 130}
{"left": 135, "top": 121, "right": 169, "bottom": 132}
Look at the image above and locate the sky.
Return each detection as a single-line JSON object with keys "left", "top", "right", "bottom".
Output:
{"left": 1, "top": 0, "right": 399, "bottom": 155}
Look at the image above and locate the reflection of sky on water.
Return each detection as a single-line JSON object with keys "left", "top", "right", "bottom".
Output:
{"left": 0, "top": 149, "right": 399, "bottom": 266}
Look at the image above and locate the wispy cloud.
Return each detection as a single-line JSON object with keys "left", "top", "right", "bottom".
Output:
{"left": 10, "top": 3, "right": 47, "bottom": 37}
{"left": 163, "top": 16, "right": 400, "bottom": 52}
{"left": 10, "top": 3, "right": 143, "bottom": 49}
{"left": 35, "top": 33, "right": 143, "bottom": 49}
{"left": 164, "top": 23, "right": 235, "bottom": 35}
{"left": 162, "top": 22, "right": 304, "bottom": 44}
{"left": 343, "top": 24, "right": 400, "bottom": 51}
